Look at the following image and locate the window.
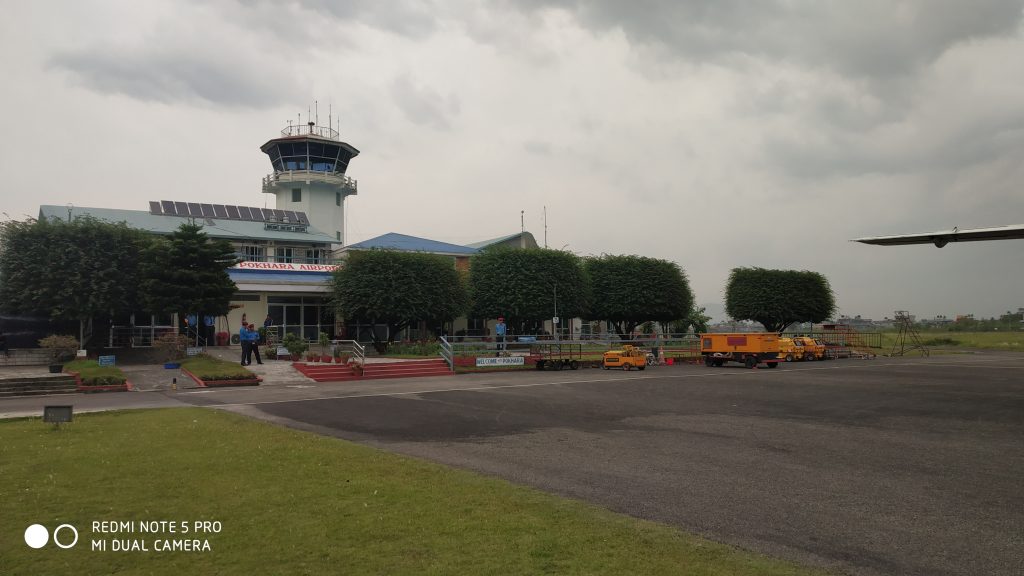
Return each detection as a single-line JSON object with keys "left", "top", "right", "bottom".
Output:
{"left": 292, "top": 188, "right": 302, "bottom": 202}
{"left": 276, "top": 247, "right": 293, "bottom": 263}
{"left": 336, "top": 192, "right": 341, "bottom": 206}
{"left": 336, "top": 231, "right": 341, "bottom": 241}
{"left": 305, "top": 249, "right": 324, "bottom": 264}
{"left": 241, "top": 245, "right": 264, "bottom": 262}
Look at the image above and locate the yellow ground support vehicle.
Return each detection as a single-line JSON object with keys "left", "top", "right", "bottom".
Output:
{"left": 792, "top": 336, "right": 827, "bottom": 360}
{"left": 699, "top": 333, "right": 780, "bottom": 369}
{"left": 777, "top": 337, "right": 805, "bottom": 362}
{"left": 603, "top": 345, "right": 647, "bottom": 371}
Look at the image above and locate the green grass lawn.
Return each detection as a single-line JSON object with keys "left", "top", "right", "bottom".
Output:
{"left": 62, "top": 359, "right": 127, "bottom": 385}
{"left": 0, "top": 408, "right": 828, "bottom": 576}
{"left": 180, "top": 354, "right": 255, "bottom": 380}
{"left": 877, "top": 331, "right": 1024, "bottom": 353}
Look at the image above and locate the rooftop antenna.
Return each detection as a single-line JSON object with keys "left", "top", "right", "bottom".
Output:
{"left": 315, "top": 100, "right": 319, "bottom": 126}
{"left": 521, "top": 210, "right": 524, "bottom": 234}
{"left": 543, "top": 205, "right": 548, "bottom": 248}
{"left": 328, "top": 102, "right": 332, "bottom": 136}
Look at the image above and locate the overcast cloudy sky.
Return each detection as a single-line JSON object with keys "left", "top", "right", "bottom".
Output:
{"left": 2, "top": 0, "right": 1023, "bottom": 320}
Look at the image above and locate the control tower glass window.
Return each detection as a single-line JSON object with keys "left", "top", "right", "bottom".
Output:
{"left": 292, "top": 188, "right": 301, "bottom": 202}
{"left": 267, "top": 141, "right": 352, "bottom": 175}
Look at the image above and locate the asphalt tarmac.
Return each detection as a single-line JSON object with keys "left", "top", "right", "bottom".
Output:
{"left": 189, "top": 354, "right": 1024, "bottom": 576}
{"left": 5, "top": 354, "right": 1021, "bottom": 575}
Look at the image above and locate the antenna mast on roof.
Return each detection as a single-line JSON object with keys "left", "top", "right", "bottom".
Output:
{"left": 521, "top": 210, "right": 524, "bottom": 234}
{"left": 315, "top": 100, "right": 318, "bottom": 126}
{"left": 543, "top": 206, "right": 548, "bottom": 248}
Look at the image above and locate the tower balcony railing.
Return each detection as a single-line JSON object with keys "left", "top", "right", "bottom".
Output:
{"left": 281, "top": 124, "right": 340, "bottom": 140}
{"left": 262, "top": 170, "right": 358, "bottom": 194}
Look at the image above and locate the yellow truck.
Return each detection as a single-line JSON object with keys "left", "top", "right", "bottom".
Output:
{"left": 778, "top": 337, "right": 804, "bottom": 362}
{"left": 699, "top": 333, "right": 780, "bottom": 369}
{"left": 791, "top": 336, "right": 827, "bottom": 360}
{"left": 603, "top": 345, "right": 647, "bottom": 371}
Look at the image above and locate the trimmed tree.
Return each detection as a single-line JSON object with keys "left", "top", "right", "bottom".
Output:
{"left": 330, "top": 250, "right": 468, "bottom": 353}
{"left": 139, "top": 223, "right": 238, "bottom": 320}
{"left": 469, "top": 247, "right": 589, "bottom": 335}
{"left": 724, "top": 267, "right": 835, "bottom": 333}
{"left": 0, "top": 216, "right": 151, "bottom": 346}
{"left": 585, "top": 255, "right": 694, "bottom": 340}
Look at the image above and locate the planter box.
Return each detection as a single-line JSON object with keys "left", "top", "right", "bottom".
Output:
{"left": 181, "top": 368, "right": 261, "bottom": 388}
{"left": 67, "top": 371, "right": 132, "bottom": 393}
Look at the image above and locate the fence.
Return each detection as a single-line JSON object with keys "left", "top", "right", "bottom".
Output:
{"left": 443, "top": 334, "right": 702, "bottom": 372}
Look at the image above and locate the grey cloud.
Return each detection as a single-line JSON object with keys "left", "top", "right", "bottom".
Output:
{"left": 251, "top": 0, "right": 442, "bottom": 39}
{"left": 49, "top": 49, "right": 299, "bottom": 108}
{"left": 389, "top": 74, "right": 460, "bottom": 129}
{"left": 526, "top": 0, "right": 1023, "bottom": 79}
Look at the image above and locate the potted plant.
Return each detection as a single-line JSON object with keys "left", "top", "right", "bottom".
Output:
{"left": 38, "top": 335, "right": 78, "bottom": 373}
{"left": 281, "top": 332, "right": 308, "bottom": 363}
{"left": 318, "top": 332, "right": 332, "bottom": 363}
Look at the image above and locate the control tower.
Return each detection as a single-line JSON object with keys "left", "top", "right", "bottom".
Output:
{"left": 260, "top": 121, "right": 359, "bottom": 246}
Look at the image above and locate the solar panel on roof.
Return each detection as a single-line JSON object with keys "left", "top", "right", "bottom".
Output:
{"left": 296, "top": 212, "right": 310, "bottom": 225}
{"left": 149, "top": 201, "right": 163, "bottom": 215}
{"left": 273, "top": 209, "right": 285, "bottom": 222}
{"left": 213, "top": 204, "right": 227, "bottom": 218}
{"left": 283, "top": 210, "right": 297, "bottom": 223}
{"left": 200, "top": 204, "right": 215, "bottom": 218}
{"left": 225, "top": 205, "right": 240, "bottom": 220}
{"left": 236, "top": 206, "right": 251, "bottom": 220}
{"left": 187, "top": 203, "right": 202, "bottom": 216}
{"left": 174, "top": 202, "right": 188, "bottom": 216}
{"left": 250, "top": 208, "right": 267, "bottom": 222}
{"left": 162, "top": 200, "right": 176, "bottom": 215}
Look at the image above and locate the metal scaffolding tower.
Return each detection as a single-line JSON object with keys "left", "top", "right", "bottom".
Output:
{"left": 890, "top": 311, "right": 929, "bottom": 357}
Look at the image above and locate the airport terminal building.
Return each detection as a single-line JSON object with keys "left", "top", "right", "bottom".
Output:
{"left": 37, "top": 121, "right": 537, "bottom": 347}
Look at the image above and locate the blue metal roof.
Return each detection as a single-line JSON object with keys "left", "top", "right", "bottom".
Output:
{"left": 345, "top": 232, "right": 479, "bottom": 255}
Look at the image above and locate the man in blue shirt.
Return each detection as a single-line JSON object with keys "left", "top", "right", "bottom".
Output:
{"left": 239, "top": 324, "right": 252, "bottom": 365}
{"left": 495, "top": 316, "right": 507, "bottom": 356}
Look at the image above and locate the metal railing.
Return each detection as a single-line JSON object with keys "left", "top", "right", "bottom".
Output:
{"left": 109, "top": 326, "right": 178, "bottom": 348}
{"left": 280, "top": 124, "right": 340, "bottom": 140}
{"left": 262, "top": 170, "right": 357, "bottom": 194}
{"left": 330, "top": 340, "right": 365, "bottom": 366}
{"left": 438, "top": 336, "right": 454, "bottom": 372}
{"left": 445, "top": 334, "right": 702, "bottom": 371}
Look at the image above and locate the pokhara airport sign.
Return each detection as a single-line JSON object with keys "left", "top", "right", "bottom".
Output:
{"left": 233, "top": 262, "right": 338, "bottom": 272}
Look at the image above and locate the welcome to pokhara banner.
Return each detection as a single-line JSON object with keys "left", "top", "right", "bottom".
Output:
{"left": 233, "top": 262, "right": 338, "bottom": 272}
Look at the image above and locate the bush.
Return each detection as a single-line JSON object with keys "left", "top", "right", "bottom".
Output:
{"left": 282, "top": 333, "right": 308, "bottom": 359}
{"left": 38, "top": 334, "right": 78, "bottom": 363}
{"left": 386, "top": 340, "right": 441, "bottom": 356}
{"left": 154, "top": 332, "right": 189, "bottom": 362}
{"left": 923, "top": 337, "right": 958, "bottom": 347}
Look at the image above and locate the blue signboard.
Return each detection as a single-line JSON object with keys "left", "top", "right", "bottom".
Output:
{"left": 98, "top": 355, "right": 116, "bottom": 367}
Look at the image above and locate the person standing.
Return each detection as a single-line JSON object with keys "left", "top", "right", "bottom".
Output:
{"left": 203, "top": 314, "right": 215, "bottom": 347}
{"left": 495, "top": 316, "right": 507, "bottom": 356}
{"left": 247, "top": 323, "right": 263, "bottom": 365}
{"left": 239, "top": 323, "right": 252, "bottom": 365}
{"left": 262, "top": 314, "right": 274, "bottom": 344}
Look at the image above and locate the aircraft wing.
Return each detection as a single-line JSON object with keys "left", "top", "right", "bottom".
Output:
{"left": 853, "top": 224, "right": 1024, "bottom": 247}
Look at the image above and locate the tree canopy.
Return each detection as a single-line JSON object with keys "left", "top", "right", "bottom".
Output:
{"left": 330, "top": 250, "right": 468, "bottom": 352}
{"left": 585, "top": 255, "right": 694, "bottom": 339}
{"left": 0, "top": 216, "right": 151, "bottom": 327}
{"left": 140, "top": 223, "right": 238, "bottom": 317}
{"left": 724, "top": 267, "right": 835, "bottom": 332}
{"left": 469, "top": 247, "right": 589, "bottom": 335}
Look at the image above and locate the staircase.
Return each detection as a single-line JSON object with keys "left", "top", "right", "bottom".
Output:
{"left": 0, "top": 374, "right": 78, "bottom": 397}
{"left": 294, "top": 359, "right": 452, "bottom": 383}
